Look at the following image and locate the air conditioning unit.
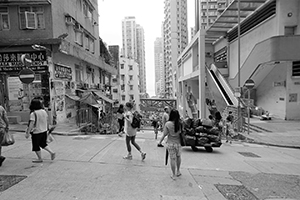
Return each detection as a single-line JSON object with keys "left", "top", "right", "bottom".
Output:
{"left": 65, "top": 16, "right": 75, "bottom": 26}
{"left": 97, "top": 83, "right": 103, "bottom": 90}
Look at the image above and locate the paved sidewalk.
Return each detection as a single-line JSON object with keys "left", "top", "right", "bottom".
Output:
{"left": 9, "top": 118, "right": 300, "bottom": 149}
{"left": 9, "top": 123, "right": 82, "bottom": 136}
{"left": 239, "top": 118, "right": 300, "bottom": 149}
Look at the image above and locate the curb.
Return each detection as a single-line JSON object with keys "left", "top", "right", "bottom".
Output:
{"left": 10, "top": 129, "right": 84, "bottom": 136}
{"left": 239, "top": 133, "right": 300, "bottom": 149}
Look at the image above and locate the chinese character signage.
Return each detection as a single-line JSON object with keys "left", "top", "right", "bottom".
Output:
{"left": 0, "top": 51, "right": 47, "bottom": 70}
{"left": 55, "top": 64, "right": 72, "bottom": 80}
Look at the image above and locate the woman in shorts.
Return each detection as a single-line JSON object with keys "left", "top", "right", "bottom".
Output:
{"left": 158, "top": 109, "right": 182, "bottom": 180}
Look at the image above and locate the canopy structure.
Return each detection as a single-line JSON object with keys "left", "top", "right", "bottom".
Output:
{"left": 205, "top": 0, "right": 269, "bottom": 44}
{"left": 92, "top": 91, "right": 114, "bottom": 104}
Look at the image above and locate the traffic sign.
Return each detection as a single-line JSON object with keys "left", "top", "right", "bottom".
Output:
{"left": 244, "top": 79, "right": 255, "bottom": 89}
{"left": 234, "top": 87, "right": 241, "bottom": 97}
{"left": 21, "top": 54, "right": 32, "bottom": 67}
{"left": 19, "top": 68, "right": 35, "bottom": 84}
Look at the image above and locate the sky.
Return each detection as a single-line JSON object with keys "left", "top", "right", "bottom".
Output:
{"left": 98, "top": 0, "right": 195, "bottom": 97}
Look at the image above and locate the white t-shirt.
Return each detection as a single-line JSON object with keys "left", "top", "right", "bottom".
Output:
{"left": 124, "top": 111, "right": 137, "bottom": 137}
{"left": 30, "top": 109, "right": 48, "bottom": 134}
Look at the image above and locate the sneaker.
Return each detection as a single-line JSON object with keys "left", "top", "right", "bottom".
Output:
{"left": 157, "top": 144, "right": 164, "bottom": 147}
{"left": 0, "top": 156, "right": 6, "bottom": 167}
{"left": 123, "top": 155, "right": 132, "bottom": 160}
{"left": 51, "top": 153, "right": 56, "bottom": 160}
{"left": 141, "top": 152, "right": 146, "bottom": 161}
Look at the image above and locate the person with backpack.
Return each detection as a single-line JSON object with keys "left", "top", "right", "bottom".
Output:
{"left": 25, "top": 99, "right": 56, "bottom": 163}
{"left": 123, "top": 102, "right": 146, "bottom": 161}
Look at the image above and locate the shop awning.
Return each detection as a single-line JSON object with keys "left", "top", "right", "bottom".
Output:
{"left": 205, "top": 0, "right": 268, "bottom": 44}
{"left": 65, "top": 94, "right": 80, "bottom": 101}
{"left": 92, "top": 91, "right": 114, "bottom": 104}
{"left": 0, "top": 0, "right": 51, "bottom": 5}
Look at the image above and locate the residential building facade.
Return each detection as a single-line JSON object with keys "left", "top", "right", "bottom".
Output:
{"left": 122, "top": 16, "right": 146, "bottom": 95}
{"left": 200, "top": 0, "right": 232, "bottom": 29}
{"left": 119, "top": 57, "right": 140, "bottom": 111}
{"left": 163, "top": 0, "right": 188, "bottom": 98}
{"left": 0, "top": 0, "right": 117, "bottom": 124}
{"left": 154, "top": 37, "right": 164, "bottom": 97}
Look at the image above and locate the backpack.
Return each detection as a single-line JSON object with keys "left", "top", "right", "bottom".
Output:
{"left": 131, "top": 111, "right": 142, "bottom": 128}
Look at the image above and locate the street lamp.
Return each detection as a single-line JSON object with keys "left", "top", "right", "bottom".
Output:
{"left": 237, "top": 0, "right": 241, "bottom": 132}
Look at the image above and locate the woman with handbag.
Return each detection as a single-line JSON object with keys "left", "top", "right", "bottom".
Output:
{"left": 0, "top": 104, "right": 9, "bottom": 167}
{"left": 26, "top": 99, "right": 56, "bottom": 163}
{"left": 158, "top": 109, "right": 183, "bottom": 180}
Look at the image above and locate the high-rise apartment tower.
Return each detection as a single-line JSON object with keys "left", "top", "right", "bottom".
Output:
{"left": 122, "top": 16, "right": 146, "bottom": 94}
{"left": 163, "top": 0, "right": 188, "bottom": 98}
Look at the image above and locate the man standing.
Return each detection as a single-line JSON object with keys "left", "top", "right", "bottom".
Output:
{"left": 0, "top": 104, "right": 9, "bottom": 166}
{"left": 157, "top": 106, "right": 170, "bottom": 147}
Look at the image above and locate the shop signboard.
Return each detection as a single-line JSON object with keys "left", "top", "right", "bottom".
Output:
{"left": 0, "top": 51, "right": 47, "bottom": 71}
{"left": 55, "top": 64, "right": 72, "bottom": 80}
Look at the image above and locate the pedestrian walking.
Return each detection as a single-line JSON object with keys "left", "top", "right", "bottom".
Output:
{"left": 0, "top": 104, "right": 9, "bottom": 167}
{"left": 157, "top": 106, "right": 170, "bottom": 147}
{"left": 158, "top": 109, "right": 183, "bottom": 180}
{"left": 151, "top": 115, "right": 159, "bottom": 139}
{"left": 26, "top": 99, "right": 56, "bottom": 163}
{"left": 225, "top": 116, "right": 234, "bottom": 144}
{"left": 123, "top": 102, "right": 146, "bottom": 161}
{"left": 117, "top": 104, "right": 125, "bottom": 137}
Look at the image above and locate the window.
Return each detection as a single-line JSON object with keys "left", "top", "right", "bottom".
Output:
{"left": 85, "top": 34, "right": 89, "bottom": 50}
{"left": 122, "top": 95, "right": 125, "bottom": 101}
{"left": 129, "top": 85, "right": 133, "bottom": 90}
{"left": 121, "top": 64, "right": 124, "bottom": 69}
{"left": 75, "top": 30, "right": 83, "bottom": 45}
{"left": 285, "top": 26, "right": 296, "bottom": 36}
{"left": 113, "top": 88, "right": 118, "bottom": 93}
{"left": 292, "top": 61, "right": 300, "bottom": 77}
{"left": 83, "top": 2, "right": 88, "bottom": 16}
{"left": 75, "top": 65, "right": 82, "bottom": 82}
{"left": 0, "top": 7, "right": 10, "bottom": 30}
{"left": 121, "top": 75, "right": 125, "bottom": 81}
{"left": 130, "top": 95, "right": 134, "bottom": 100}
{"left": 89, "top": 38, "right": 95, "bottom": 53}
{"left": 129, "top": 65, "right": 133, "bottom": 70}
{"left": 121, "top": 84, "right": 125, "bottom": 90}
{"left": 19, "top": 6, "right": 45, "bottom": 29}
{"left": 129, "top": 75, "right": 133, "bottom": 81}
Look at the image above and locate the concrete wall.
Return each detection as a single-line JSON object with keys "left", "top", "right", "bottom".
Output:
{"left": 182, "top": 54, "right": 192, "bottom": 76}
{"left": 228, "top": 16, "right": 277, "bottom": 79}
{"left": 51, "top": 0, "right": 100, "bottom": 57}
{"left": 286, "top": 62, "right": 300, "bottom": 120}
{"left": 256, "top": 63, "right": 287, "bottom": 119}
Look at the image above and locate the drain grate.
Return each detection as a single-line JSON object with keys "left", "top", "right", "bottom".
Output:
{"left": 238, "top": 152, "right": 260, "bottom": 158}
{"left": 0, "top": 175, "right": 27, "bottom": 192}
{"left": 215, "top": 184, "right": 259, "bottom": 200}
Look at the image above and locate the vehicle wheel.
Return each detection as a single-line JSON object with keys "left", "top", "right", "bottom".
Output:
{"left": 191, "top": 146, "right": 198, "bottom": 152}
{"left": 205, "top": 147, "right": 213, "bottom": 152}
